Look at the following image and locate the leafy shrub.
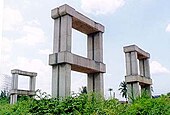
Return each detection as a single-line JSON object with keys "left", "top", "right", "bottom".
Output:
{"left": 0, "top": 90, "right": 170, "bottom": 115}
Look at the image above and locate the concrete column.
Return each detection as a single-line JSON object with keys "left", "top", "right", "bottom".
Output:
{"left": 10, "top": 94, "right": 17, "bottom": 104}
{"left": 93, "top": 32, "right": 103, "bottom": 62}
{"left": 132, "top": 82, "right": 141, "bottom": 98}
{"left": 29, "top": 76, "right": 36, "bottom": 91}
{"left": 52, "top": 14, "right": 72, "bottom": 98}
{"left": 87, "top": 74, "right": 94, "bottom": 92}
{"left": 60, "top": 15, "right": 72, "bottom": 52}
{"left": 127, "top": 82, "right": 140, "bottom": 103}
{"left": 52, "top": 64, "right": 71, "bottom": 98}
{"left": 144, "top": 59, "right": 150, "bottom": 78}
{"left": 58, "top": 64, "right": 71, "bottom": 97}
{"left": 87, "top": 34, "right": 93, "bottom": 59}
{"left": 131, "top": 52, "right": 138, "bottom": 75}
{"left": 11, "top": 73, "right": 18, "bottom": 104}
{"left": 52, "top": 66, "right": 59, "bottom": 97}
{"left": 139, "top": 59, "right": 144, "bottom": 76}
{"left": 87, "top": 73, "right": 104, "bottom": 95}
{"left": 94, "top": 73, "right": 104, "bottom": 95}
{"left": 87, "top": 32, "right": 104, "bottom": 96}
{"left": 12, "top": 73, "right": 18, "bottom": 89}
{"left": 127, "top": 83, "right": 133, "bottom": 103}
{"left": 125, "top": 53, "right": 131, "bottom": 75}
{"left": 53, "top": 15, "right": 72, "bottom": 53}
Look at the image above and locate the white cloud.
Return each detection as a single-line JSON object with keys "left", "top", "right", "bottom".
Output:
{"left": 0, "top": 37, "right": 13, "bottom": 74}
{"left": 3, "top": 7, "right": 23, "bottom": 31}
{"left": 150, "top": 61, "right": 170, "bottom": 75}
{"left": 81, "top": 0, "right": 125, "bottom": 15}
{"left": 39, "top": 49, "right": 52, "bottom": 55}
{"left": 3, "top": 6, "right": 46, "bottom": 46}
{"left": 15, "top": 25, "right": 46, "bottom": 45}
{"left": 166, "top": 24, "right": 170, "bottom": 32}
{"left": 0, "top": 37, "right": 12, "bottom": 54}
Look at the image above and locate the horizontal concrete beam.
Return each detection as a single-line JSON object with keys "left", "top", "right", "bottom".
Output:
{"left": 11, "top": 69, "right": 37, "bottom": 77}
{"left": 49, "top": 51, "right": 106, "bottom": 73}
{"left": 51, "top": 4, "right": 104, "bottom": 34}
{"left": 123, "top": 45, "right": 150, "bottom": 59}
{"left": 10, "top": 89, "right": 36, "bottom": 96}
{"left": 125, "top": 75, "right": 152, "bottom": 85}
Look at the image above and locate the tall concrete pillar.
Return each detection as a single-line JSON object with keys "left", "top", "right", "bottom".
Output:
{"left": 87, "top": 32, "right": 104, "bottom": 95}
{"left": 124, "top": 45, "right": 152, "bottom": 103}
{"left": 51, "top": 14, "right": 72, "bottom": 97}
{"left": 10, "top": 73, "right": 18, "bottom": 104}
{"left": 50, "top": 4, "right": 105, "bottom": 98}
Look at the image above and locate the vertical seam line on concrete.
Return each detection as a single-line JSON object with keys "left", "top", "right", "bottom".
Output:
{"left": 142, "top": 59, "right": 145, "bottom": 77}
{"left": 59, "top": 17, "right": 61, "bottom": 52}
{"left": 92, "top": 34, "right": 94, "bottom": 60}
{"left": 93, "top": 74, "right": 95, "bottom": 92}
{"left": 57, "top": 66, "right": 59, "bottom": 97}
{"left": 129, "top": 52, "right": 132, "bottom": 75}
{"left": 92, "top": 34, "right": 95, "bottom": 92}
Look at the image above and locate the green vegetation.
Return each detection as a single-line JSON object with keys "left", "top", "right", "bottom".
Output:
{"left": 0, "top": 90, "right": 170, "bottom": 114}
{"left": 118, "top": 81, "right": 127, "bottom": 101}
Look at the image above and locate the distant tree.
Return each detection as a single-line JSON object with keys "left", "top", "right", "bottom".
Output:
{"left": 80, "top": 86, "right": 87, "bottom": 94}
{"left": 167, "top": 92, "right": 170, "bottom": 96}
{"left": 118, "top": 81, "right": 127, "bottom": 101}
{"left": 0, "top": 90, "right": 8, "bottom": 98}
{"left": 108, "top": 88, "right": 113, "bottom": 98}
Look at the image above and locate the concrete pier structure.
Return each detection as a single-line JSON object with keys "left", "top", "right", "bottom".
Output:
{"left": 49, "top": 4, "right": 106, "bottom": 98}
{"left": 123, "top": 45, "right": 152, "bottom": 103}
{"left": 10, "top": 69, "right": 37, "bottom": 104}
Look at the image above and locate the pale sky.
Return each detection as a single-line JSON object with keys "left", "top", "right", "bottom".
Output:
{"left": 0, "top": 0, "right": 170, "bottom": 100}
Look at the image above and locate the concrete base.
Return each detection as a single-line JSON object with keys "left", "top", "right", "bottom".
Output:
{"left": 127, "top": 82, "right": 140, "bottom": 103}
{"left": 87, "top": 73, "right": 104, "bottom": 95}
{"left": 52, "top": 64, "right": 71, "bottom": 97}
{"left": 10, "top": 89, "right": 36, "bottom": 104}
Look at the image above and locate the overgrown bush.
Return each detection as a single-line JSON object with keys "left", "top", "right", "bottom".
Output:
{"left": 0, "top": 90, "right": 170, "bottom": 114}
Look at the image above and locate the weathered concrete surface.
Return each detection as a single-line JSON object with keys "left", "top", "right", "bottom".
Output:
{"left": 123, "top": 45, "right": 152, "bottom": 103}
{"left": 51, "top": 4, "right": 104, "bottom": 34}
{"left": 124, "top": 45, "right": 150, "bottom": 59}
{"left": 49, "top": 52, "right": 106, "bottom": 73}
{"left": 125, "top": 75, "right": 152, "bottom": 85}
{"left": 10, "top": 69, "right": 37, "bottom": 104}
{"left": 50, "top": 4, "right": 105, "bottom": 98}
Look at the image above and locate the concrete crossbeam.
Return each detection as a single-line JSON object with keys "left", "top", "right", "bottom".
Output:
{"left": 10, "top": 89, "right": 36, "bottom": 96}
{"left": 51, "top": 4, "right": 104, "bottom": 34}
{"left": 11, "top": 69, "right": 37, "bottom": 77}
{"left": 125, "top": 75, "right": 152, "bottom": 85}
{"left": 124, "top": 45, "right": 150, "bottom": 59}
{"left": 49, "top": 52, "right": 106, "bottom": 73}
